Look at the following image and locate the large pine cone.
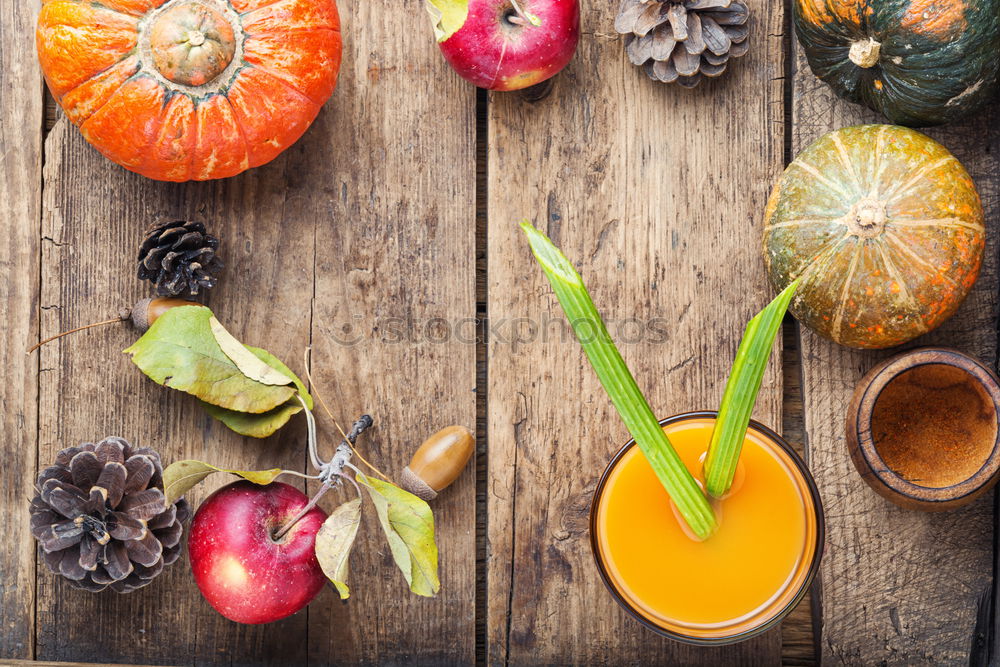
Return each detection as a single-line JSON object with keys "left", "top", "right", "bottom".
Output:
{"left": 616, "top": 0, "right": 750, "bottom": 87}
{"left": 30, "top": 437, "right": 190, "bottom": 593}
{"left": 137, "top": 221, "right": 223, "bottom": 297}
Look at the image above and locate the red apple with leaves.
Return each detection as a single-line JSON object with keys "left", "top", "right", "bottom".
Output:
{"left": 188, "top": 481, "right": 327, "bottom": 624}
{"left": 426, "top": 0, "right": 580, "bottom": 91}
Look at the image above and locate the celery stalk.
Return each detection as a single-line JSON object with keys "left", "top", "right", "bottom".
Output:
{"left": 521, "top": 221, "right": 717, "bottom": 540}
{"left": 703, "top": 281, "right": 799, "bottom": 498}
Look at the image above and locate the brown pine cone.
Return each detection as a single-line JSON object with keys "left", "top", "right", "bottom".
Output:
{"left": 29, "top": 437, "right": 189, "bottom": 593}
{"left": 137, "top": 221, "right": 223, "bottom": 297}
{"left": 615, "top": 0, "right": 750, "bottom": 87}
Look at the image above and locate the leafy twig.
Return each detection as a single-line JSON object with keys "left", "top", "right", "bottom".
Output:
{"left": 274, "top": 408, "right": 375, "bottom": 539}
{"left": 302, "top": 347, "right": 392, "bottom": 482}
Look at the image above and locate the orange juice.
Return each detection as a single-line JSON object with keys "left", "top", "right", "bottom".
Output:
{"left": 591, "top": 413, "right": 823, "bottom": 643}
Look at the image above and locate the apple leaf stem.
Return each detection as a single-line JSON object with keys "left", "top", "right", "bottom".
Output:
{"left": 298, "top": 392, "right": 373, "bottom": 479}
{"left": 300, "top": 395, "right": 324, "bottom": 470}
{"left": 341, "top": 464, "right": 364, "bottom": 497}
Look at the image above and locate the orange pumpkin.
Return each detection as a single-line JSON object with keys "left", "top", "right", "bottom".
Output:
{"left": 762, "top": 125, "right": 984, "bottom": 349}
{"left": 36, "top": 0, "right": 342, "bottom": 181}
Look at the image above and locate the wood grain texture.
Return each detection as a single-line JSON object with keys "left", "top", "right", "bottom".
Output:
{"left": 780, "top": 320, "right": 819, "bottom": 667}
{"left": 792, "top": 44, "right": 999, "bottom": 664}
{"left": 4, "top": 662, "right": 166, "bottom": 667}
{"left": 304, "top": 0, "right": 478, "bottom": 664}
{"left": 485, "top": 2, "right": 787, "bottom": 663}
{"left": 37, "top": 110, "right": 317, "bottom": 665}
{"left": 0, "top": 0, "right": 43, "bottom": 658}
{"left": 32, "top": 1, "right": 477, "bottom": 663}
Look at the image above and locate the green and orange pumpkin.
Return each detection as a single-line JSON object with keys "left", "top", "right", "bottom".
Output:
{"left": 763, "top": 125, "right": 984, "bottom": 349}
{"left": 36, "top": 0, "right": 342, "bottom": 181}
{"left": 794, "top": 0, "right": 1000, "bottom": 127}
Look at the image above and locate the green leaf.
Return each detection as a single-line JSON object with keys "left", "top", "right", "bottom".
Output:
{"left": 162, "top": 459, "right": 285, "bottom": 505}
{"left": 521, "top": 221, "right": 717, "bottom": 540}
{"left": 703, "top": 280, "right": 799, "bottom": 498}
{"left": 199, "top": 347, "right": 315, "bottom": 438}
{"left": 209, "top": 316, "right": 295, "bottom": 386}
{"left": 201, "top": 400, "right": 304, "bottom": 438}
{"left": 357, "top": 474, "right": 440, "bottom": 597}
{"left": 315, "top": 498, "right": 362, "bottom": 600}
{"left": 246, "top": 346, "right": 313, "bottom": 410}
{"left": 124, "top": 306, "right": 295, "bottom": 414}
{"left": 424, "top": 0, "right": 468, "bottom": 42}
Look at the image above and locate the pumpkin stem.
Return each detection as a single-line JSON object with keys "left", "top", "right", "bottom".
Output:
{"left": 849, "top": 38, "right": 881, "bottom": 69}
{"left": 846, "top": 198, "right": 887, "bottom": 239}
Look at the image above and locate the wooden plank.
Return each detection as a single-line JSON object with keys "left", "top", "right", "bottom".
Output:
{"left": 304, "top": 0, "right": 478, "bottom": 663}
{"left": 37, "top": 118, "right": 317, "bottom": 663}
{"left": 5, "top": 661, "right": 166, "bottom": 667}
{"left": 486, "top": 2, "right": 787, "bottom": 663}
{"left": 792, "top": 47, "right": 999, "bottom": 663}
{"left": 780, "top": 320, "right": 818, "bottom": 667}
{"left": 0, "top": 0, "right": 43, "bottom": 659}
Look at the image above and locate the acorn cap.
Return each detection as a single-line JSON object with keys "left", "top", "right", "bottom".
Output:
{"left": 129, "top": 298, "right": 154, "bottom": 332}
{"left": 129, "top": 297, "right": 199, "bottom": 332}
{"left": 401, "top": 466, "right": 437, "bottom": 501}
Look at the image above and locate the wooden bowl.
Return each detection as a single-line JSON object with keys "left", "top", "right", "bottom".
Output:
{"left": 847, "top": 347, "right": 1000, "bottom": 511}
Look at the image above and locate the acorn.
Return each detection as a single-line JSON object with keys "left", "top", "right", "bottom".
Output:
{"left": 126, "top": 297, "right": 195, "bottom": 332}
{"left": 400, "top": 426, "right": 474, "bottom": 501}
{"left": 28, "top": 297, "right": 196, "bottom": 353}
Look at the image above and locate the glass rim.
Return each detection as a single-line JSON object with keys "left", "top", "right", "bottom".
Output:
{"left": 588, "top": 410, "right": 826, "bottom": 646}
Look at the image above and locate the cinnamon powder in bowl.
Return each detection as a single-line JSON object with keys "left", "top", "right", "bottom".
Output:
{"left": 847, "top": 348, "right": 1000, "bottom": 511}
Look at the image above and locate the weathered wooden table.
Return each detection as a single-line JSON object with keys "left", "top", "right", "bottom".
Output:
{"left": 2, "top": 1, "right": 997, "bottom": 665}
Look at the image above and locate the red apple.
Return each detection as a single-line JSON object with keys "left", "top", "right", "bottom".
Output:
{"left": 188, "top": 481, "right": 327, "bottom": 624}
{"left": 428, "top": 0, "right": 580, "bottom": 91}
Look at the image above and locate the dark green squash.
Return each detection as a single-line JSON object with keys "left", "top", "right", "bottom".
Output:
{"left": 794, "top": 0, "right": 1000, "bottom": 127}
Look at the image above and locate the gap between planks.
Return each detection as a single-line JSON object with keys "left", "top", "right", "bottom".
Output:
{"left": 475, "top": 86, "right": 490, "bottom": 667}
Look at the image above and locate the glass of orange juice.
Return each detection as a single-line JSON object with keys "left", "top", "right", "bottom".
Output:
{"left": 591, "top": 412, "right": 824, "bottom": 644}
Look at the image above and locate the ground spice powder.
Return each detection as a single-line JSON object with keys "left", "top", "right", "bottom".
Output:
{"left": 870, "top": 364, "right": 997, "bottom": 488}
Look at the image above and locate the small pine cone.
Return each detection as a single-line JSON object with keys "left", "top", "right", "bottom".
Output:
{"left": 29, "top": 437, "right": 190, "bottom": 593}
{"left": 137, "top": 221, "right": 223, "bottom": 297}
{"left": 615, "top": 0, "right": 750, "bottom": 87}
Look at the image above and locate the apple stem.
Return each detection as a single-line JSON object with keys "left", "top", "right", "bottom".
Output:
{"left": 273, "top": 481, "right": 332, "bottom": 541}
{"left": 508, "top": 0, "right": 541, "bottom": 27}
